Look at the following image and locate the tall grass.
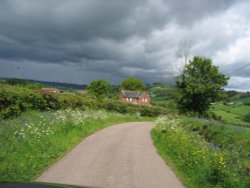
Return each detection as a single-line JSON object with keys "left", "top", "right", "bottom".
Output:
{"left": 0, "top": 109, "right": 152, "bottom": 181}
{"left": 152, "top": 115, "right": 250, "bottom": 188}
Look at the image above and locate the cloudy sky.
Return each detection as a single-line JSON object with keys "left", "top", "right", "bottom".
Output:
{"left": 0, "top": 0, "right": 249, "bottom": 91}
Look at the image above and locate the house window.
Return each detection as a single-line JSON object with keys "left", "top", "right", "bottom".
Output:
{"left": 145, "top": 98, "right": 148, "bottom": 103}
{"left": 127, "top": 98, "right": 132, "bottom": 102}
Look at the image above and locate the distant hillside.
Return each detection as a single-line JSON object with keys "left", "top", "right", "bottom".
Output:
{"left": 225, "top": 90, "right": 250, "bottom": 105}
{"left": 0, "top": 77, "right": 87, "bottom": 90}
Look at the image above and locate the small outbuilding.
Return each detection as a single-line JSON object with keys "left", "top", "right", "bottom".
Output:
{"left": 119, "top": 90, "right": 150, "bottom": 105}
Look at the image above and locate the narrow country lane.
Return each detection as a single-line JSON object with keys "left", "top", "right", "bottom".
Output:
{"left": 37, "top": 122, "right": 184, "bottom": 188}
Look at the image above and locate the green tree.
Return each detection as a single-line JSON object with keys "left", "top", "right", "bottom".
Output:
{"left": 176, "top": 56, "right": 229, "bottom": 115}
{"left": 87, "top": 80, "right": 112, "bottom": 99}
{"left": 120, "top": 77, "right": 145, "bottom": 91}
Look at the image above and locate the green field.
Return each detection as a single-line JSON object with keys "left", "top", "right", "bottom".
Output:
{"left": 211, "top": 103, "right": 250, "bottom": 127}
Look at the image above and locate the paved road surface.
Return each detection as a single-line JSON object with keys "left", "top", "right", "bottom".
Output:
{"left": 37, "top": 122, "right": 184, "bottom": 188}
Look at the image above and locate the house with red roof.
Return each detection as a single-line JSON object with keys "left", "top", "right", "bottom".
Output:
{"left": 119, "top": 90, "right": 150, "bottom": 105}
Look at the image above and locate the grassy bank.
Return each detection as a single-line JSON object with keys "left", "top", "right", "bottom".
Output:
{"left": 0, "top": 109, "right": 152, "bottom": 181}
{"left": 152, "top": 115, "right": 250, "bottom": 188}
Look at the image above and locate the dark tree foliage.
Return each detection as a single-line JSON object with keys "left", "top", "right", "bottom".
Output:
{"left": 176, "top": 56, "right": 229, "bottom": 115}
{"left": 244, "top": 113, "right": 250, "bottom": 123}
{"left": 6, "top": 78, "right": 28, "bottom": 86}
{"left": 87, "top": 80, "right": 112, "bottom": 99}
{"left": 120, "top": 77, "right": 145, "bottom": 91}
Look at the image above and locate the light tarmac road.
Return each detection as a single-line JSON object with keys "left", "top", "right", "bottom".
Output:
{"left": 37, "top": 122, "right": 185, "bottom": 188}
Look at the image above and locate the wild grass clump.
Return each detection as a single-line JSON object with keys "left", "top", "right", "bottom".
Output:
{"left": 0, "top": 109, "right": 150, "bottom": 181}
{"left": 152, "top": 115, "right": 250, "bottom": 188}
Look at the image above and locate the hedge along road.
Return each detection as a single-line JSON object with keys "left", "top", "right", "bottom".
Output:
{"left": 37, "top": 122, "right": 184, "bottom": 188}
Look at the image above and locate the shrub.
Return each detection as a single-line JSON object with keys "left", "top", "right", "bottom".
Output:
{"left": 0, "top": 84, "right": 170, "bottom": 119}
{"left": 140, "top": 107, "right": 159, "bottom": 117}
{"left": 41, "top": 93, "right": 62, "bottom": 110}
{"left": 58, "top": 95, "right": 84, "bottom": 109}
{"left": 103, "top": 101, "right": 128, "bottom": 113}
{"left": 243, "top": 101, "right": 250, "bottom": 106}
{"left": 0, "top": 87, "right": 22, "bottom": 119}
{"left": 243, "top": 113, "right": 250, "bottom": 123}
{"left": 6, "top": 78, "right": 28, "bottom": 86}
{"left": 26, "top": 83, "right": 42, "bottom": 90}
{"left": 22, "top": 92, "right": 46, "bottom": 110}
{"left": 100, "top": 101, "right": 131, "bottom": 114}
{"left": 0, "top": 105, "right": 21, "bottom": 119}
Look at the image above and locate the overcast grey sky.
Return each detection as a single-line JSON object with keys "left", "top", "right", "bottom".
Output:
{"left": 0, "top": 0, "right": 249, "bottom": 91}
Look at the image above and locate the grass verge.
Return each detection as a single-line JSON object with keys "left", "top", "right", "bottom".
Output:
{"left": 0, "top": 109, "right": 153, "bottom": 181}
{"left": 152, "top": 115, "right": 250, "bottom": 188}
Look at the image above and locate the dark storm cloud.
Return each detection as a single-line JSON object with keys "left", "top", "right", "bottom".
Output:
{"left": 0, "top": 0, "right": 234, "bottom": 62}
{"left": 0, "top": 0, "right": 249, "bottom": 91}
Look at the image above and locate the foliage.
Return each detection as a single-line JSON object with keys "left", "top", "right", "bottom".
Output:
{"left": 41, "top": 93, "right": 62, "bottom": 110}
{"left": 152, "top": 115, "right": 250, "bottom": 188}
{"left": 140, "top": 106, "right": 165, "bottom": 117}
{"left": 120, "top": 77, "right": 145, "bottom": 91}
{"left": 0, "top": 110, "right": 151, "bottom": 181}
{"left": 0, "top": 85, "right": 45, "bottom": 119}
{"left": 244, "top": 113, "right": 250, "bottom": 123}
{"left": 176, "top": 56, "right": 229, "bottom": 115}
{"left": 6, "top": 78, "right": 28, "bottom": 86}
{"left": 243, "top": 101, "right": 250, "bottom": 106}
{"left": 87, "top": 80, "right": 112, "bottom": 99}
{"left": 5, "top": 78, "right": 43, "bottom": 90}
{"left": 149, "top": 84, "right": 176, "bottom": 99}
{"left": 26, "top": 83, "right": 42, "bottom": 90}
{"left": 98, "top": 100, "right": 168, "bottom": 117}
{"left": 0, "top": 84, "right": 169, "bottom": 119}
{"left": 226, "top": 90, "right": 238, "bottom": 98}
{"left": 151, "top": 99, "right": 178, "bottom": 112}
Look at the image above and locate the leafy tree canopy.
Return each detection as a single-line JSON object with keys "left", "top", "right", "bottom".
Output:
{"left": 176, "top": 56, "right": 229, "bottom": 115}
{"left": 120, "top": 77, "right": 145, "bottom": 91}
{"left": 87, "top": 80, "right": 112, "bottom": 99}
